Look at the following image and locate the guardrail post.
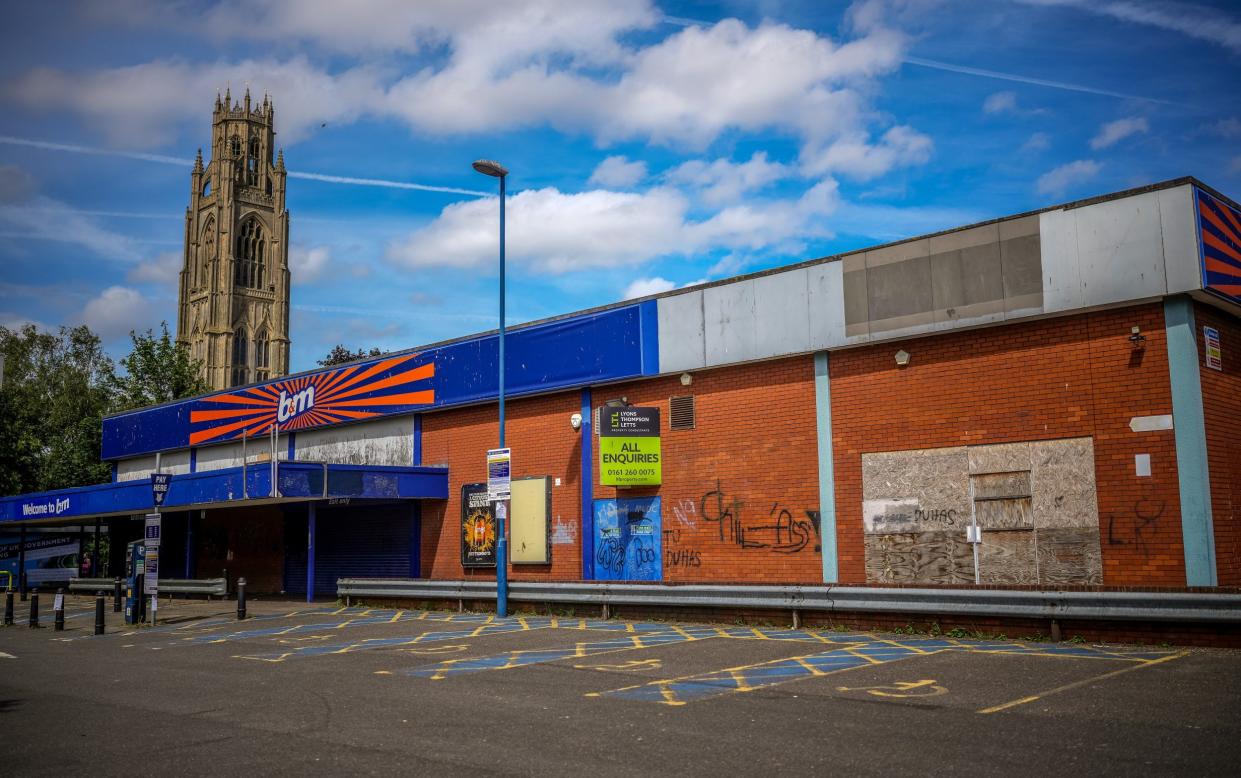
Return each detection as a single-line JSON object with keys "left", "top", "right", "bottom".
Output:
{"left": 236, "top": 577, "right": 247, "bottom": 620}
{"left": 113, "top": 578, "right": 122, "bottom": 612}
{"left": 1050, "top": 619, "right": 1062, "bottom": 642}
{"left": 28, "top": 592, "right": 39, "bottom": 628}
{"left": 54, "top": 588, "right": 65, "bottom": 632}
{"left": 3, "top": 590, "right": 12, "bottom": 626}
{"left": 792, "top": 609, "right": 801, "bottom": 630}
{"left": 95, "top": 592, "right": 105, "bottom": 635}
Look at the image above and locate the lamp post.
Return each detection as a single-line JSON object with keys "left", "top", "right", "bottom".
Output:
{"left": 473, "top": 158, "right": 509, "bottom": 618}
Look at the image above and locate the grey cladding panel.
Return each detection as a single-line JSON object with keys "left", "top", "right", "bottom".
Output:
{"left": 866, "top": 254, "right": 933, "bottom": 321}
{"left": 704, "top": 280, "right": 757, "bottom": 366}
{"left": 753, "top": 269, "right": 810, "bottom": 357}
{"left": 1002, "top": 233, "right": 1044, "bottom": 313}
{"left": 657, "top": 289, "right": 706, "bottom": 373}
{"left": 1074, "top": 192, "right": 1167, "bottom": 307}
{"left": 808, "top": 261, "right": 846, "bottom": 349}
{"left": 1158, "top": 185, "right": 1201, "bottom": 294}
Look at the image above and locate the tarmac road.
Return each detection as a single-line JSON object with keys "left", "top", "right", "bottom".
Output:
{"left": 1, "top": 596, "right": 1238, "bottom": 776}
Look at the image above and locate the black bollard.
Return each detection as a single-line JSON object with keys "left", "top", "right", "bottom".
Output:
{"left": 54, "top": 588, "right": 65, "bottom": 632}
{"left": 28, "top": 592, "right": 39, "bottom": 628}
{"left": 113, "top": 578, "right": 123, "bottom": 613}
{"left": 95, "top": 592, "right": 105, "bottom": 635}
{"left": 236, "top": 577, "right": 247, "bottom": 620}
{"left": 3, "top": 590, "right": 12, "bottom": 626}
{"left": 20, "top": 573, "right": 27, "bottom": 602}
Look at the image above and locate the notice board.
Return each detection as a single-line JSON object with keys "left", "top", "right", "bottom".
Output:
{"left": 510, "top": 477, "right": 551, "bottom": 564}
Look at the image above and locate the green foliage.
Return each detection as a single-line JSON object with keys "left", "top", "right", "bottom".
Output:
{"left": 111, "top": 322, "right": 209, "bottom": 412}
{"left": 0, "top": 323, "right": 115, "bottom": 494}
{"left": 317, "top": 344, "right": 382, "bottom": 367}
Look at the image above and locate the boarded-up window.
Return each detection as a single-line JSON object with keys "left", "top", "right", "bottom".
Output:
{"left": 972, "top": 471, "right": 1032, "bottom": 530}
{"left": 510, "top": 476, "right": 551, "bottom": 564}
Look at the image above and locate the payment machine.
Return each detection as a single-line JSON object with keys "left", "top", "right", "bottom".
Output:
{"left": 124, "top": 539, "right": 147, "bottom": 625}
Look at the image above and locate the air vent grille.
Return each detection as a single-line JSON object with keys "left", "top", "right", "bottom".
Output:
{"left": 669, "top": 395, "right": 695, "bottom": 430}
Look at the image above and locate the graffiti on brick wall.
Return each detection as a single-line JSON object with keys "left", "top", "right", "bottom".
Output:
{"left": 593, "top": 497, "right": 662, "bottom": 581}
{"left": 1106, "top": 497, "right": 1165, "bottom": 556}
{"left": 697, "top": 480, "right": 822, "bottom": 554}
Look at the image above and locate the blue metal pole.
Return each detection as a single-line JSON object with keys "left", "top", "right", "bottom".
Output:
{"left": 306, "top": 503, "right": 317, "bottom": 603}
{"left": 496, "top": 172, "right": 508, "bottom": 619}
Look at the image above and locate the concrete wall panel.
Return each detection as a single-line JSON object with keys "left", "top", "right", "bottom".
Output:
{"left": 753, "top": 268, "right": 810, "bottom": 357}
{"left": 657, "top": 289, "right": 705, "bottom": 374}
{"left": 1074, "top": 192, "right": 1167, "bottom": 307}
{"left": 808, "top": 261, "right": 846, "bottom": 349}
{"left": 295, "top": 415, "right": 413, "bottom": 466}
{"left": 1158, "top": 184, "right": 1201, "bottom": 294}
{"left": 1039, "top": 208, "right": 1084, "bottom": 313}
{"left": 704, "top": 280, "right": 757, "bottom": 366}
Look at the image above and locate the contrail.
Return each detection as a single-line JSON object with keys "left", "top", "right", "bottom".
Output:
{"left": 0, "top": 135, "right": 489, "bottom": 197}
{"left": 902, "top": 57, "right": 1181, "bottom": 106}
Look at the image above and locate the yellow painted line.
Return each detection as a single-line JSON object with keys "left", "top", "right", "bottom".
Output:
{"left": 978, "top": 650, "right": 1189, "bottom": 715}
{"left": 962, "top": 647, "right": 1162, "bottom": 663}
{"left": 750, "top": 627, "right": 768, "bottom": 640}
{"left": 374, "top": 670, "right": 392, "bottom": 675}
{"left": 793, "top": 656, "right": 826, "bottom": 676}
{"left": 843, "top": 647, "right": 884, "bottom": 665}
{"left": 389, "top": 610, "right": 404, "bottom": 623}
{"left": 334, "top": 620, "right": 355, "bottom": 630}
{"left": 332, "top": 606, "right": 348, "bottom": 615}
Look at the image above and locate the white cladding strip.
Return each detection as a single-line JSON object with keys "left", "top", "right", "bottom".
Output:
{"left": 294, "top": 414, "right": 413, "bottom": 467}
{"left": 116, "top": 450, "right": 190, "bottom": 481}
{"left": 658, "top": 185, "right": 1202, "bottom": 374}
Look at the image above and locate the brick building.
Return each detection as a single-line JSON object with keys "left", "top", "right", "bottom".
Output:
{"left": 2, "top": 177, "right": 1238, "bottom": 596}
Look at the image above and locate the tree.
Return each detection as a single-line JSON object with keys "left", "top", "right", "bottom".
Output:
{"left": 111, "top": 322, "right": 210, "bottom": 412}
{"left": 0, "top": 324, "right": 115, "bottom": 495}
{"left": 317, "top": 344, "right": 382, "bottom": 367}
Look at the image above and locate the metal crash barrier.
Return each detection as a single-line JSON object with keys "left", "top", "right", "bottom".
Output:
{"left": 336, "top": 578, "right": 1241, "bottom": 625}
{"left": 71, "top": 577, "right": 227, "bottom": 598}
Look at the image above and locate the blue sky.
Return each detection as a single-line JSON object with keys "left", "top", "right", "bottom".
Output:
{"left": 1, "top": 0, "right": 1239, "bottom": 372}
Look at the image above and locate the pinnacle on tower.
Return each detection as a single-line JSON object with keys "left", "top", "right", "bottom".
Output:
{"left": 224, "top": 86, "right": 231, "bottom": 107}
{"left": 244, "top": 87, "right": 251, "bottom": 113}
{"left": 193, "top": 148, "right": 203, "bottom": 172}
{"left": 275, "top": 148, "right": 285, "bottom": 170}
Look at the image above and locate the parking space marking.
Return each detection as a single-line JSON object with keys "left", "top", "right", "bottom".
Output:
{"left": 976, "top": 650, "right": 1189, "bottom": 714}
{"left": 590, "top": 636, "right": 1178, "bottom": 706}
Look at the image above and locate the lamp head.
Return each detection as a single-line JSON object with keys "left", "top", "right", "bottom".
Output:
{"left": 472, "top": 159, "right": 508, "bottom": 178}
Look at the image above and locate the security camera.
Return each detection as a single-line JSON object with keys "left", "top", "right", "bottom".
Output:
{"left": 570, "top": 412, "right": 583, "bottom": 431}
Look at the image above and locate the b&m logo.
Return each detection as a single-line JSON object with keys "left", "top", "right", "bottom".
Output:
{"left": 277, "top": 385, "right": 315, "bottom": 424}
{"left": 188, "top": 353, "right": 437, "bottom": 446}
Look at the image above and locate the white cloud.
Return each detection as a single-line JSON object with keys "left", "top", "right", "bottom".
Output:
{"left": 127, "top": 251, "right": 182, "bottom": 284}
{"left": 666, "top": 152, "right": 790, "bottom": 205}
{"left": 1018, "top": 0, "right": 1241, "bottom": 54}
{"left": 290, "top": 244, "right": 332, "bottom": 283}
{"left": 1036, "top": 159, "right": 1102, "bottom": 196}
{"left": 983, "top": 91, "right": 1017, "bottom": 114}
{"left": 82, "top": 286, "right": 153, "bottom": 340}
{"left": 800, "top": 125, "right": 932, "bottom": 180}
{"left": 386, "top": 179, "right": 840, "bottom": 274}
{"left": 1090, "top": 117, "right": 1149, "bottom": 149}
{"left": 588, "top": 156, "right": 648, "bottom": 188}
{"left": 9, "top": 57, "right": 385, "bottom": 146}
{"left": 0, "top": 196, "right": 141, "bottom": 262}
{"left": 1021, "top": 132, "right": 1051, "bottom": 152}
{"left": 622, "top": 277, "right": 677, "bottom": 299}
{"left": 10, "top": 14, "right": 923, "bottom": 180}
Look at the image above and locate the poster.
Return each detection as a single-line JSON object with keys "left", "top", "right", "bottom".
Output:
{"left": 0, "top": 535, "right": 81, "bottom": 586}
{"left": 461, "top": 482, "right": 498, "bottom": 568}
{"left": 592, "top": 497, "right": 662, "bottom": 581}
{"left": 599, "top": 406, "right": 662, "bottom": 486}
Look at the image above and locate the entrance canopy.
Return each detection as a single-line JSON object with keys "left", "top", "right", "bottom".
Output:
{"left": 0, "top": 463, "right": 448, "bottom": 526}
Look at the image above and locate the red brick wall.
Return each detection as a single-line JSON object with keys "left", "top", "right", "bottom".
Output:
{"left": 1196, "top": 303, "right": 1241, "bottom": 585}
{"left": 420, "top": 392, "right": 584, "bottom": 581}
{"left": 594, "top": 357, "right": 823, "bottom": 584}
{"left": 829, "top": 303, "right": 1186, "bottom": 586}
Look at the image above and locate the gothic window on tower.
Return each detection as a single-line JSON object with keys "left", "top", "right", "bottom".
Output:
{"left": 197, "top": 221, "right": 215, "bottom": 289}
{"left": 230, "top": 137, "right": 241, "bottom": 157}
{"left": 246, "top": 138, "right": 259, "bottom": 186}
{"left": 202, "top": 178, "right": 211, "bottom": 197}
{"left": 255, "top": 329, "right": 270, "bottom": 382}
{"left": 231, "top": 328, "right": 249, "bottom": 387}
{"left": 234, "top": 218, "right": 265, "bottom": 289}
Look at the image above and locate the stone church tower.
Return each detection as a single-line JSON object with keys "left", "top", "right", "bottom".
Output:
{"left": 177, "top": 88, "right": 291, "bottom": 390}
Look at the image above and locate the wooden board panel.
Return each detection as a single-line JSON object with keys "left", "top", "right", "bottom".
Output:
{"left": 1036, "top": 527, "right": 1103, "bottom": 584}
{"left": 972, "top": 471, "right": 1032, "bottom": 500}
{"left": 864, "top": 531, "right": 974, "bottom": 584}
{"left": 978, "top": 530, "right": 1038, "bottom": 585}
{"left": 976, "top": 497, "right": 1034, "bottom": 530}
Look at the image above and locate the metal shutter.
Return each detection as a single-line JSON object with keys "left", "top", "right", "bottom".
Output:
{"left": 284, "top": 504, "right": 413, "bottom": 594}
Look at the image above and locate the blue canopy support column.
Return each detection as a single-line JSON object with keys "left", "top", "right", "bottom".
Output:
{"left": 18, "top": 525, "right": 26, "bottom": 599}
{"left": 306, "top": 502, "right": 317, "bottom": 603}
{"left": 184, "top": 512, "right": 195, "bottom": 579}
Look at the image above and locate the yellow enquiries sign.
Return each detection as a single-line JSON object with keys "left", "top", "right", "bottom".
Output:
{"left": 599, "top": 406, "right": 661, "bottom": 486}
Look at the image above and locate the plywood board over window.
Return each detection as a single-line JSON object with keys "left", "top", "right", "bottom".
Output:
{"left": 861, "top": 437, "right": 1102, "bottom": 585}
{"left": 510, "top": 476, "right": 551, "bottom": 564}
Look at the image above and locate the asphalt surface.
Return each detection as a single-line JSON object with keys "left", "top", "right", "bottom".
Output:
{"left": 1, "top": 595, "right": 1238, "bottom": 776}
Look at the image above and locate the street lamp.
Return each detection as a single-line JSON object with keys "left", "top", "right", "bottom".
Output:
{"left": 473, "top": 158, "right": 509, "bottom": 618}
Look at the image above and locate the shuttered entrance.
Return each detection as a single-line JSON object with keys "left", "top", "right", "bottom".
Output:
{"left": 284, "top": 503, "right": 420, "bottom": 595}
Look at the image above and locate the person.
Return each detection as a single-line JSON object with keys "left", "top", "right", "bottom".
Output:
{"left": 80, "top": 551, "right": 93, "bottom": 578}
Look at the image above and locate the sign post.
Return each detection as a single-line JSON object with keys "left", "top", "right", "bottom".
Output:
{"left": 147, "top": 472, "right": 167, "bottom": 626}
{"left": 599, "top": 407, "right": 662, "bottom": 487}
{"left": 486, "top": 448, "right": 511, "bottom": 617}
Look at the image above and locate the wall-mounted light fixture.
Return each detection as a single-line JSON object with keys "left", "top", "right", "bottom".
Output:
{"left": 603, "top": 397, "right": 629, "bottom": 408}
{"left": 1129, "top": 326, "right": 1147, "bottom": 348}
{"left": 680, "top": 372, "right": 692, "bottom": 386}
{"left": 895, "top": 349, "right": 911, "bottom": 367}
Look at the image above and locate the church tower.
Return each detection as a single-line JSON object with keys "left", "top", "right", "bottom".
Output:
{"left": 177, "top": 88, "right": 291, "bottom": 390}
